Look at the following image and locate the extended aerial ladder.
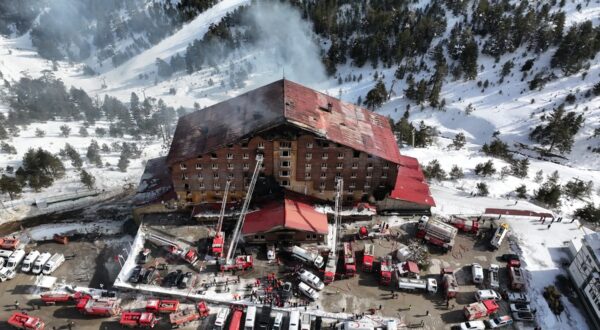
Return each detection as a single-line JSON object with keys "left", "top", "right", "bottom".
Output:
{"left": 324, "top": 178, "right": 343, "bottom": 283}
{"left": 211, "top": 180, "right": 231, "bottom": 257}
{"left": 219, "top": 154, "right": 263, "bottom": 271}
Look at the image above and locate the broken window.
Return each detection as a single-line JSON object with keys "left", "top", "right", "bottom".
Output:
{"left": 180, "top": 163, "right": 187, "bottom": 170}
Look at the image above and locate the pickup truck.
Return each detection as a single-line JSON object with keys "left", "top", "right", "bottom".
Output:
{"left": 489, "top": 264, "right": 500, "bottom": 289}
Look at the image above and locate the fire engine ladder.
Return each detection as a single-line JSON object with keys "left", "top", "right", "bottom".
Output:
{"left": 215, "top": 180, "right": 231, "bottom": 237}
{"left": 224, "top": 154, "right": 264, "bottom": 263}
{"left": 325, "top": 178, "right": 343, "bottom": 278}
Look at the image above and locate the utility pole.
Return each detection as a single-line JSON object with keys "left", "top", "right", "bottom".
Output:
{"left": 411, "top": 128, "right": 416, "bottom": 147}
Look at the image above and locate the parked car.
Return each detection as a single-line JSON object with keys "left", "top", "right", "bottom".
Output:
{"left": 458, "top": 320, "right": 486, "bottom": 330}
{"left": 163, "top": 271, "right": 179, "bottom": 287}
{"left": 472, "top": 263, "right": 484, "bottom": 284}
{"left": 0, "top": 267, "right": 16, "bottom": 281}
{"left": 267, "top": 244, "right": 276, "bottom": 261}
{"left": 512, "top": 311, "right": 535, "bottom": 321}
{"left": 509, "top": 303, "right": 531, "bottom": 313}
{"left": 298, "top": 269, "right": 324, "bottom": 290}
{"left": 280, "top": 282, "right": 292, "bottom": 300}
{"left": 507, "top": 292, "right": 530, "bottom": 304}
{"left": 178, "top": 272, "right": 192, "bottom": 289}
{"left": 298, "top": 282, "right": 319, "bottom": 300}
{"left": 486, "top": 315, "right": 513, "bottom": 328}
{"left": 475, "top": 289, "right": 501, "bottom": 301}
{"left": 129, "top": 266, "right": 143, "bottom": 283}
{"left": 141, "top": 267, "right": 156, "bottom": 284}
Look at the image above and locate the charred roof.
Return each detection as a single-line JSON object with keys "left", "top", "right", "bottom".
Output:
{"left": 167, "top": 79, "right": 402, "bottom": 165}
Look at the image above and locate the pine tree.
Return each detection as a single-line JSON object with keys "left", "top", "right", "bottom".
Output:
{"left": 515, "top": 185, "right": 527, "bottom": 199}
{"left": 0, "top": 175, "right": 22, "bottom": 200}
{"left": 79, "top": 126, "right": 88, "bottom": 137}
{"left": 530, "top": 105, "right": 584, "bottom": 153}
{"left": 424, "top": 160, "right": 446, "bottom": 181}
{"left": 118, "top": 150, "right": 130, "bottom": 172}
{"left": 61, "top": 143, "right": 83, "bottom": 168}
{"left": 35, "top": 128, "right": 45, "bottom": 137}
{"left": 450, "top": 133, "right": 466, "bottom": 150}
{"left": 80, "top": 169, "right": 95, "bottom": 190}
{"left": 86, "top": 140, "right": 103, "bottom": 167}
{"left": 449, "top": 165, "right": 464, "bottom": 180}
{"left": 364, "top": 80, "right": 388, "bottom": 110}
{"left": 475, "top": 160, "right": 496, "bottom": 177}
{"left": 59, "top": 124, "right": 71, "bottom": 137}
{"left": 476, "top": 182, "right": 489, "bottom": 196}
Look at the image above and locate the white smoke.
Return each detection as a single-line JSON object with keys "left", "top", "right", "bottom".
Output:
{"left": 237, "top": 1, "right": 327, "bottom": 86}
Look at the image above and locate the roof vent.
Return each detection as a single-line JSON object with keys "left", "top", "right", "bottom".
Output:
{"left": 319, "top": 102, "right": 333, "bottom": 112}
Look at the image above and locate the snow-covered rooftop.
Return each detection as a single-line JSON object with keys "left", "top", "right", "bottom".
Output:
{"left": 584, "top": 232, "right": 600, "bottom": 264}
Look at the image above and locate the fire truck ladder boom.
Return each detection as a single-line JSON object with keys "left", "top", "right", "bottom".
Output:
{"left": 215, "top": 180, "right": 231, "bottom": 234}
{"left": 225, "top": 154, "right": 264, "bottom": 262}
{"left": 330, "top": 178, "right": 343, "bottom": 262}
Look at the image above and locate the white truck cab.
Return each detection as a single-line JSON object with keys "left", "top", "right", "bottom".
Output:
{"left": 42, "top": 253, "right": 65, "bottom": 275}
{"left": 6, "top": 249, "right": 26, "bottom": 270}
{"left": 21, "top": 250, "right": 40, "bottom": 272}
{"left": 32, "top": 252, "right": 51, "bottom": 274}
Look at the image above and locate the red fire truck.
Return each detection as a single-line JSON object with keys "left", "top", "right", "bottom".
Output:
{"left": 228, "top": 306, "right": 244, "bottom": 330}
{"left": 343, "top": 242, "right": 356, "bottom": 277}
{"left": 0, "top": 237, "right": 20, "bottom": 250}
{"left": 7, "top": 312, "right": 45, "bottom": 330}
{"left": 441, "top": 268, "right": 459, "bottom": 299}
{"left": 362, "top": 243, "right": 375, "bottom": 272}
{"left": 40, "top": 292, "right": 85, "bottom": 305}
{"left": 197, "top": 301, "right": 210, "bottom": 318}
{"left": 120, "top": 312, "right": 158, "bottom": 328}
{"left": 219, "top": 255, "right": 253, "bottom": 272}
{"left": 145, "top": 299, "right": 180, "bottom": 314}
{"left": 76, "top": 297, "right": 121, "bottom": 317}
{"left": 169, "top": 309, "right": 200, "bottom": 327}
{"left": 444, "top": 216, "right": 479, "bottom": 234}
{"left": 379, "top": 256, "right": 393, "bottom": 285}
{"left": 416, "top": 216, "right": 458, "bottom": 251}
{"left": 463, "top": 300, "right": 499, "bottom": 321}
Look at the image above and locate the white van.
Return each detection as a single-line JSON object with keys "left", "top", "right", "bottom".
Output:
{"left": 244, "top": 306, "right": 256, "bottom": 330}
{"left": 291, "top": 246, "right": 324, "bottom": 269}
{"left": 298, "top": 269, "right": 324, "bottom": 290}
{"left": 300, "top": 313, "right": 311, "bottom": 330}
{"left": 0, "top": 267, "right": 16, "bottom": 281}
{"left": 472, "top": 263, "right": 484, "bottom": 284}
{"left": 32, "top": 252, "right": 51, "bottom": 274}
{"left": 42, "top": 253, "right": 65, "bottom": 275}
{"left": 475, "top": 289, "right": 501, "bottom": 301}
{"left": 272, "top": 312, "right": 284, "bottom": 330}
{"left": 289, "top": 310, "right": 300, "bottom": 330}
{"left": 6, "top": 249, "right": 26, "bottom": 270}
{"left": 21, "top": 250, "right": 40, "bottom": 272}
{"left": 0, "top": 249, "right": 13, "bottom": 259}
{"left": 298, "top": 282, "right": 319, "bottom": 300}
{"left": 214, "top": 308, "right": 230, "bottom": 330}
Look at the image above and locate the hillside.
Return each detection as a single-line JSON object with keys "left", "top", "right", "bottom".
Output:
{"left": 0, "top": 0, "right": 598, "bottom": 223}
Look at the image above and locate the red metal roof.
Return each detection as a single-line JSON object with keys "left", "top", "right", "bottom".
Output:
{"left": 167, "top": 79, "right": 401, "bottom": 165}
{"left": 484, "top": 208, "right": 553, "bottom": 218}
{"left": 390, "top": 172, "right": 436, "bottom": 207}
{"left": 397, "top": 165, "right": 425, "bottom": 181}
{"left": 397, "top": 155, "right": 420, "bottom": 169}
{"left": 242, "top": 194, "right": 328, "bottom": 235}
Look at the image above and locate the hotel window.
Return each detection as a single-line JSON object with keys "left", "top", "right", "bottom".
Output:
{"left": 280, "top": 141, "right": 291, "bottom": 148}
{"left": 319, "top": 182, "right": 326, "bottom": 189}
{"left": 335, "top": 172, "right": 342, "bottom": 178}
{"left": 243, "top": 153, "right": 249, "bottom": 159}
{"left": 322, "top": 142, "right": 330, "bottom": 148}
{"left": 306, "top": 152, "right": 312, "bottom": 160}
{"left": 321, "top": 163, "right": 327, "bottom": 169}
{"left": 243, "top": 163, "right": 249, "bottom": 170}
{"left": 367, "top": 163, "right": 373, "bottom": 169}
{"left": 281, "top": 180, "right": 290, "bottom": 187}
{"left": 257, "top": 142, "right": 265, "bottom": 149}
{"left": 281, "top": 161, "right": 290, "bottom": 168}
{"left": 184, "top": 183, "right": 189, "bottom": 190}
{"left": 366, "top": 172, "right": 372, "bottom": 178}
{"left": 195, "top": 163, "right": 202, "bottom": 170}
{"left": 214, "top": 183, "right": 221, "bottom": 190}
{"left": 383, "top": 162, "right": 389, "bottom": 169}
{"left": 382, "top": 172, "right": 388, "bottom": 178}
{"left": 227, "top": 153, "right": 233, "bottom": 160}
{"left": 351, "top": 172, "right": 357, "bottom": 178}
{"left": 320, "top": 172, "right": 327, "bottom": 178}
{"left": 306, "top": 142, "right": 313, "bottom": 148}
{"left": 213, "top": 173, "right": 219, "bottom": 179}
{"left": 353, "top": 150, "right": 360, "bottom": 158}
{"left": 181, "top": 173, "right": 188, "bottom": 180}
{"left": 281, "top": 150, "right": 290, "bottom": 157}
{"left": 348, "top": 189, "right": 355, "bottom": 194}
{"left": 337, "top": 152, "right": 344, "bottom": 159}
{"left": 227, "top": 163, "right": 234, "bottom": 170}
{"left": 336, "top": 163, "right": 343, "bottom": 169}
{"left": 230, "top": 183, "right": 236, "bottom": 190}
{"left": 200, "top": 183, "right": 205, "bottom": 189}
{"left": 364, "top": 183, "right": 371, "bottom": 189}
{"left": 322, "top": 153, "right": 328, "bottom": 159}
{"left": 367, "top": 154, "right": 373, "bottom": 158}
{"left": 211, "top": 153, "right": 217, "bottom": 159}
{"left": 212, "top": 163, "right": 218, "bottom": 170}
{"left": 305, "top": 164, "right": 312, "bottom": 170}
{"left": 227, "top": 144, "right": 234, "bottom": 149}
{"left": 197, "top": 155, "right": 203, "bottom": 159}
{"left": 305, "top": 172, "right": 312, "bottom": 178}
{"left": 197, "top": 173, "right": 203, "bottom": 179}
{"left": 280, "top": 170, "right": 290, "bottom": 177}
{"left": 227, "top": 173, "right": 234, "bottom": 179}
{"left": 241, "top": 141, "right": 249, "bottom": 148}
{"left": 349, "top": 182, "right": 356, "bottom": 188}
{"left": 352, "top": 163, "right": 358, "bottom": 169}
{"left": 180, "top": 163, "right": 187, "bottom": 170}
